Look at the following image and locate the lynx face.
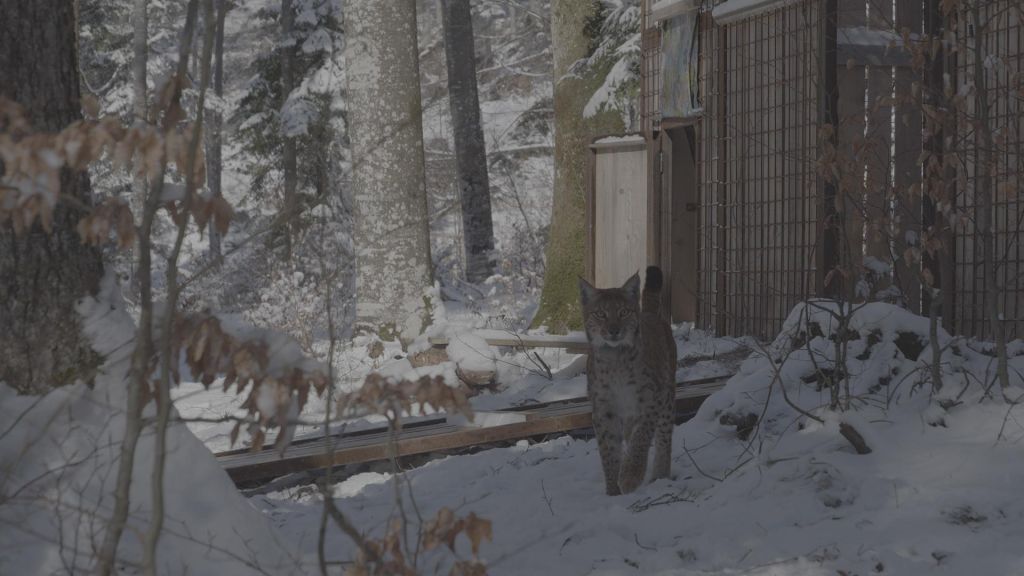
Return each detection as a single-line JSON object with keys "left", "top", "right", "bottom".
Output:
{"left": 579, "top": 273, "right": 641, "bottom": 348}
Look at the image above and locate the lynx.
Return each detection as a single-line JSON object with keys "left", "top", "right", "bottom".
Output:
{"left": 579, "top": 266, "right": 677, "bottom": 495}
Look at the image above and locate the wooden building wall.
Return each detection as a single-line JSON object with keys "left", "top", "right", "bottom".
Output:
{"left": 952, "top": 1, "right": 1024, "bottom": 338}
{"left": 635, "top": 0, "right": 1024, "bottom": 340}
{"left": 692, "top": 1, "right": 823, "bottom": 340}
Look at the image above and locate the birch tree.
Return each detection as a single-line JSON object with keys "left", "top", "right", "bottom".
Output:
{"left": 344, "top": 0, "right": 433, "bottom": 340}
{"left": 442, "top": 0, "right": 496, "bottom": 283}
{"left": 0, "top": 0, "right": 105, "bottom": 393}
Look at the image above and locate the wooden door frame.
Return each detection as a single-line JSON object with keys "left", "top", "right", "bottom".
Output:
{"left": 585, "top": 133, "right": 648, "bottom": 285}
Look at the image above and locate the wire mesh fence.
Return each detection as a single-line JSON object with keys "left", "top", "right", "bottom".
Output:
{"left": 639, "top": 0, "right": 1024, "bottom": 339}
{"left": 953, "top": 1, "right": 1024, "bottom": 338}
{"left": 690, "top": 0, "right": 822, "bottom": 340}
{"left": 640, "top": 1, "right": 663, "bottom": 135}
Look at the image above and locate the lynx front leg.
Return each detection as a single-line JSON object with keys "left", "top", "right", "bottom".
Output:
{"left": 652, "top": 403, "right": 673, "bottom": 480}
{"left": 592, "top": 408, "right": 623, "bottom": 496}
{"left": 618, "top": 419, "right": 655, "bottom": 494}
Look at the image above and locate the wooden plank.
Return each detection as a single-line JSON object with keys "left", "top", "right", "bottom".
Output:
{"left": 221, "top": 416, "right": 587, "bottom": 484}
{"left": 215, "top": 415, "right": 448, "bottom": 458}
{"left": 428, "top": 330, "right": 589, "bottom": 354}
{"left": 586, "top": 143, "right": 597, "bottom": 282}
{"left": 521, "top": 379, "right": 725, "bottom": 421}
{"left": 595, "top": 145, "right": 649, "bottom": 287}
{"left": 589, "top": 135, "right": 646, "bottom": 151}
{"left": 219, "top": 376, "right": 730, "bottom": 484}
{"left": 498, "top": 373, "right": 733, "bottom": 414}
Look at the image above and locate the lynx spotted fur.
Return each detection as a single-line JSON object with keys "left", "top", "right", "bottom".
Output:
{"left": 579, "top": 266, "right": 677, "bottom": 495}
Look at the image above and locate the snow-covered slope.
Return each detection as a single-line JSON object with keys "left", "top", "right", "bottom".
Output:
{"left": 253, "top": 301, "right": 1024, "bottom": 575}
{"left": 0, "top": 279, "right": 300, "bottom": 575}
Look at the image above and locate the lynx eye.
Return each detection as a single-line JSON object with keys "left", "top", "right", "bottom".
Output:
{"left": 594, "top": 310, "right": 607, "bottom": 319}
{"left": 619, "top": 309, "right": 630, "bottom": 318}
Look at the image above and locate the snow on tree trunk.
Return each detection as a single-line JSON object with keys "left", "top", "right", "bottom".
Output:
{"left": 281, "top": 0, "right": 297, "bottom": 259}
{"left": 441, "top": 0, "right": 496, "bottom": 284}
{"left": 344, "top": 0, "right": 434, "bottom": 340}
{"left": 0, "top": 0, "right": 105, "bottom": 394}
{"left": 207, "top": 0, "right": 228, "bottom": 258}
{"left": 531, "top": 0, "right": 627, "bottom": 332}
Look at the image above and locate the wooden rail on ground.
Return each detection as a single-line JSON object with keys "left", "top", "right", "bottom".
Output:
{"left": 428, "top": 329, "right": 590, "bottom": 355}
{"left": 217, "top": 375, "right": 730, "bottom": 485}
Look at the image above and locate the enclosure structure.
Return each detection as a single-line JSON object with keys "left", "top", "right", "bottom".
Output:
{"left": 586, "top": 0, "right": 1024, "bottom": 340}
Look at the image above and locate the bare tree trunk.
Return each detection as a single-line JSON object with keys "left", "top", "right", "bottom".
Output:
{"left": 531, "top": 0, "right": 625, "bottom": 331}
{"left": 96, "top": 4, "right": 202, "bottom": 573}
{"left": 0, "top": 0, "right": 105, "bottom": 394}
{"left": 208, "top": 0, "right": 228, "bottom": 258}
{"left": 281, "top": 0, "right": 297, "bottom": 259}
{"left": 345, "top": 0, "right": 434, "bottom": 338}
{"left": 441, "top": 0, "right": 495, "bottom": 283}
{"left": 131, "top": 0, "right": 148, "bottom": 218}
{"left": 922, "top": 0, "right": 949, "bottom": 392}
{"left": 144, "top": 2, "right": 215, "bottom": 572}
{"left": 972, "top": 5, "right": 1010, "bottom": 391}
{"left": 125, "top": 0, "right": 149, "bottom": 296}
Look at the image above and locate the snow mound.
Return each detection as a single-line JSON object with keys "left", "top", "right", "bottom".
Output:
{"left": 259, "top": 301, "right": 1024, "bottom": 575}
{"left": 0, "top": 279, "right": 300, "bottom": 575}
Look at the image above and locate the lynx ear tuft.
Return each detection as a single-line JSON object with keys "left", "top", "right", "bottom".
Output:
{"left": 579, "top": 277, "right": 597, "bottom": 307}
{"left": 622, "top": 272, "right": 641, "bottom": 302}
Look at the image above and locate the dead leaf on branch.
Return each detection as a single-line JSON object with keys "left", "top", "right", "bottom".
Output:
{"left": 172, "top": 313, "right": 329, "bottom": 450}
{"left": 76, "top": 198, "right": 136, "bottom": 249}
{"left": 338, "top": 372, "right": 474, "bottom": 424}
{"left": 0, "top": 96, "right": 232, "bottom": 241}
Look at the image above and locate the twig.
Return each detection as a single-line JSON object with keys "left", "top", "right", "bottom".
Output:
{"left": 95, "top": 3, "right": 202, "bottom": 574}
{"left": 323, "top": 497, "right": 380, "bottom": 565}
{"left": 540, "top": 479, "right": 555, "bottom": 516}
{"left": 681, "top": 442, "right": 723, "bottom": 482}
{"left": 633, "top": 533, "right": 657, "bottom": 552}
{"left": 838, "top": 422, "right": 872, "bottom": 454}
{"left": 143, "top": 3, "right": 216, "bottom": 572}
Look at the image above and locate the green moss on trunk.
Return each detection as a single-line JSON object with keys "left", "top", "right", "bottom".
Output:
{"left": 532, "top": 1, "right": 627, "bottom": 332}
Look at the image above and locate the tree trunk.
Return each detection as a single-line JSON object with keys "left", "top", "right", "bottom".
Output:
{"left": 131, "top": 0, "right": 148, "bottom": 208}
{"left": 208, "top": 0, "right": 228, "bottom": 257}
{"left": 345, "top": 0, "right": 433, "bottom": 339}
{"left": 0, "top": 0, "right": 105, "bottom": 394}
{"left": 441, "top": 0, "right": 495, "bottom": 283}
{"left": 531, "top": 0, "right": 626, "bottom": 332}
{"left": 281, "top": 0, "right": 297, "bottom": 259}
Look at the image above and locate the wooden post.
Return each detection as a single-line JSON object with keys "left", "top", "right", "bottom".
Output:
{"left": 648, "top": 132, "right": 664, "bottom": 271}
{"left": 716, "top": 25, "right": 729, "bottom": 335}
{"left": 585, "top": 145, "right": 597, "bottom": 283}
{"left": 921, "top": 0, "right": 957, "bottom": 331}
{"left": 892, "top": 0, "right": 924, "bottom": 313}
{"left": 817, "top": 0, "right": 840, "bottom": 298}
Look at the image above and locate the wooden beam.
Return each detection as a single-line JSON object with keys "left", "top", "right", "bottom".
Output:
{"left": 428, "top": 329, "right": 590, "bottom": 354}
{"left": 218, "top": 376, "right": 729, "bottom": 484}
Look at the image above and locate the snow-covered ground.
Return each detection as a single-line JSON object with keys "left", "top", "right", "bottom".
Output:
{"left": 11, "top": 2, "right": 1024, "bottom": 574}
{"left": 0, "top": 279, "right": 302, "bottom": 575}
{"left": 165, "top": 293, "right": 1024, "bottom": 575}
{"left": 221, "top": 301, "right": 1024, "bottom": 575}
{"left": 9, "top": 274, "right": 1024, "bottom": 575}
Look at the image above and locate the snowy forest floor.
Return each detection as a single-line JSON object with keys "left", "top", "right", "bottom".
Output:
{"left": 7, "top": 2, "right": 1024, "bottom": 573}
{"left": 7, "top": 276, "right": 1024, "bottom": 575}
{"left": 171, "top": 294, "right": 1024, "bottom": 576}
